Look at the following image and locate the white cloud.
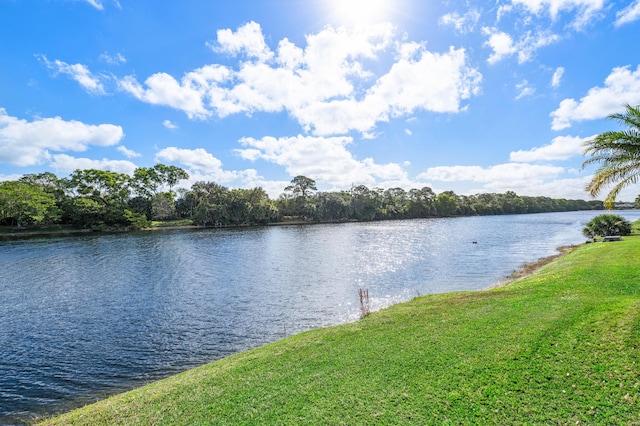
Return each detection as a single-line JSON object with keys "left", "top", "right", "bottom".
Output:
{"left": 551, "top": 66, "right": 564, "bottom": 88}
{"left": 50, "top": 154, "right": 137, "bottom": 174}
{"left": 417, "top": 162, "right": 594, "bottom": 198}
{"left": 156, "top": 147, "right": 224, "bottom": 173}
{"left": 38, "top": 55, "right": 106, "bottom": 95}
{"left": 550, "top": 65, "right": 640, "bottom": 130}
{"left": 118, "top": 23, "right": 481, "bottom": 136}
{"left": 515, "top": 80, "right": 535, "bottom": 99}
{"left": 405, "top": 129, "right": 412, "bottom": 136}
{"left": 162, "top": 120, "right": 178, "bottom": 129}
{"left": 439, "top": 9, "right": 481, "bottom": 34}
{"left": 510, "top": 135, "right": 590, "bottom": 162}
{"left": 82, "top": 0, "right": 104, "bottom": 10}
{"left": 482, "top": 29, "right": 516, "bottom": 64}
{"left": 99, "top": 52, "right": 126, "bottom": 65}
{"left": 487, "top": 0, "right": 603, "bottom": 67}
{"left": 372, "top": 47, "right": 481, "bottom": 113}
{"left": 0, "top": 108, "right": 124, "bottom": 167}
{"left": 615, "top": 0, "right": 640, "bottom": 27}
{"left": 292, "top": 45, "right": 481, "bottom": 135}
{"left": 236, "top": 135, "right": 415, "bottom": 189}
{"left": 0, "top": 174, "right": 23, "bottom": 182}
{"left": 420, "top": 163, "right": 564, "bottom": 183}
{"left": 153, "top": 146, "right": 284, "bottom": 195}
{"left": 118, "top": 69, "right": 220, "bottom": 120}
{"left": 116, "top": 145, "right": 141, "bottom": 158}
{"left": 475, "top": 175, "right": 594, "bottom": 199}
{"left": 483, "top": 27, "right": 559, "bottom": 64}
{"left": 79, "top": 0, "right": 120, "bottom": 9}
{"left": 211, "top": 21, "right": 274, "bottom": 62}
{"left": 497, "top": 4, "right": 514, "bottom": 21}
{"left": 155, "top": 146, "right": 249, "bottom": 185}
{"left": 507, "top": 0, "right": 606, "bottom": 30}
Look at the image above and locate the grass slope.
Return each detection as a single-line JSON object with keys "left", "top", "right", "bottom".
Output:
{"left": 40, "top": 230, "right": 640, "bottom": 425}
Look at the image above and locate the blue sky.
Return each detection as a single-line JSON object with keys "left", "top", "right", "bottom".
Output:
{"left": 1, "top": 0, "right": 640, "bottom": 201}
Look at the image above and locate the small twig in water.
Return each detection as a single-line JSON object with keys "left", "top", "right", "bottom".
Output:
{"left": 358, "top": 287, "right": 371, "bottom": 319}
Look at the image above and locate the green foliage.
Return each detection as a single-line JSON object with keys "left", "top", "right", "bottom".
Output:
{"left": 0, "top": 180, "right": 60, "bottom": 226}
{"left": 122, "top": 209, "right": 151, "bottom": 229}
{"left": 582, "top": 213, "right": 632, "bottom": 238}
{"left": 285, "top": 175, "right": 317, "bottom": 198}
{"left": 190, "top": 183, "right": 279, "bottom": 226}
{"left": 152, "top": 163, "right": 189, "bottom": 194}
{"left": 583, "top": 104, "right": 640, "bottom": 208}
{"left": 434, "top": 191, "right": 458, "bottom": 216}
{"left": 151, "top": 193, "right": 177, "bottom": 220}
{"left": 69, "top": 169, "right": 132, "bottom": 206}
{"left": 1, "top": 168, "right": 609, "bottom": 233}
{"left": 68, "top": 197, "right": 105, "bottom": 229}
{"left": 132, "top": 164, "right": 189, "bottom": 199}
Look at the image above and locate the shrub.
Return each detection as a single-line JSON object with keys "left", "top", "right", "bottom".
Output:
{"left": 582, "top": 214, "right": 632, "bottom": 238}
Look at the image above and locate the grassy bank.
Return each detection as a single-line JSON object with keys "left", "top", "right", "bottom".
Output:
{"left": 40, "top": 229, "right": 640, "bottom": 425}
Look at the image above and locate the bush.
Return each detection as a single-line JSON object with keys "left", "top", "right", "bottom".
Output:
{"left": 582, "top": 214, "right": 632, "bottom": 238}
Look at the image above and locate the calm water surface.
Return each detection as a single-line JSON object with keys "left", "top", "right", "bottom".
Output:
{"left": 1, "top": 211, "right": 639, "bottom": 423}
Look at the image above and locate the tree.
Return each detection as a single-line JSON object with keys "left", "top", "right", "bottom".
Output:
{"left": 582, "top": 214, "right": 632, "bottom": 238}
{"left": 68, "top": 169, "right": 132, "bottom": 206}
{"left": 221, "top": 188, "right": 279, "bottom": 225}
{"left": 498, "top": 191, "right": 527, "bottom": 214}
{"left": 66, "top": 169, "right": 149, "bottom": 229}
{"left": 381, "top": 188, "right": 408, "bottom": 219}
{"left": 284, "top": 176, "right": 317, "bottom": 198}
{"left": 20, "top": 172, "right": 73, "bottom": 223}
{"left": 0, "top": 181, "right": 59, "bottom": 227}
{"left": 19, "top": 172, "right": 64, "bottom": 192}
{"left": 349, "top": 185, "right": 378, "bottom": 221}
{"left": 191, "top": 182, "right": 231, "bottom": 226}
{"left": 313, "top": 192, "right": 351, "bottom": 221}
{"left": 583, "top": 104, "right": 640, "bottom": 208}
{"left": 131, "top": 167, "right": 162, "bottom": 198}
{"left": 434, "top": 191, "right": 458, "bottom": 217}
{"left": 132, "top": 164, "right": 189, "bottom": 200}
{"left": 153, "top": 164, "right": 189, "bottom": 197}
{"left": 175, "top": 188, "right": 198, "bottom": 219}
{"left": 151, "top": 193, "right": 176, "bottom": 220}
{"left": 407, "top": 187, "right": 436, "bottom": 218}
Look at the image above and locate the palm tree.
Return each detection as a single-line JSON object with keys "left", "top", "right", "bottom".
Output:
{"left": 583, "top": 104, "right": 640, "bottom": 208}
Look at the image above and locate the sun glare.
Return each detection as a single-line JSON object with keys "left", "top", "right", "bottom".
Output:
{"left": 324, "top": 0, "right": 397, "bottom": 25}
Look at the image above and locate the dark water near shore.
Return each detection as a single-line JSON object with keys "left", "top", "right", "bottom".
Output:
{"left": 1, "top": 211, "right": 639, "bottom": 424}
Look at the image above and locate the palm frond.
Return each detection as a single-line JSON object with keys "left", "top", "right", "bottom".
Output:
{"left": 583, "top": 104, "right": 640, "bottom": 205}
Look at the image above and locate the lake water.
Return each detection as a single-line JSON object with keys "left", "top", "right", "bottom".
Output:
{"left": 1, "top": 211, "right": 640, "bottom": 424}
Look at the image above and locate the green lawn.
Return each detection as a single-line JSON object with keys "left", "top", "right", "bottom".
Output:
{"left": 40, "top": 226, "right": 640, "bottom": 425}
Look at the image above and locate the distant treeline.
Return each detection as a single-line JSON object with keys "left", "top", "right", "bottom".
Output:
{"left": 0, "top": 166, "right": 604, "bottom": 230}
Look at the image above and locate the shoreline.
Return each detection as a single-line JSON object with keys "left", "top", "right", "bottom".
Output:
{"left": 487, "top": 244, "right": 580, "bottom": 289}
{"left": 1, "top": 208, "right": 624, "bottom": 239}
{"left": 36, "top": 229, "right": 640, "bottom": 425}
{"left": 4, "top": 220, "right": 628, "bottom": 423}
{"left": 25, "top": 246, "right": 577, "bottom": 424}
{"left": 0, "top": 220, "right": 326, "bottom": 239}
